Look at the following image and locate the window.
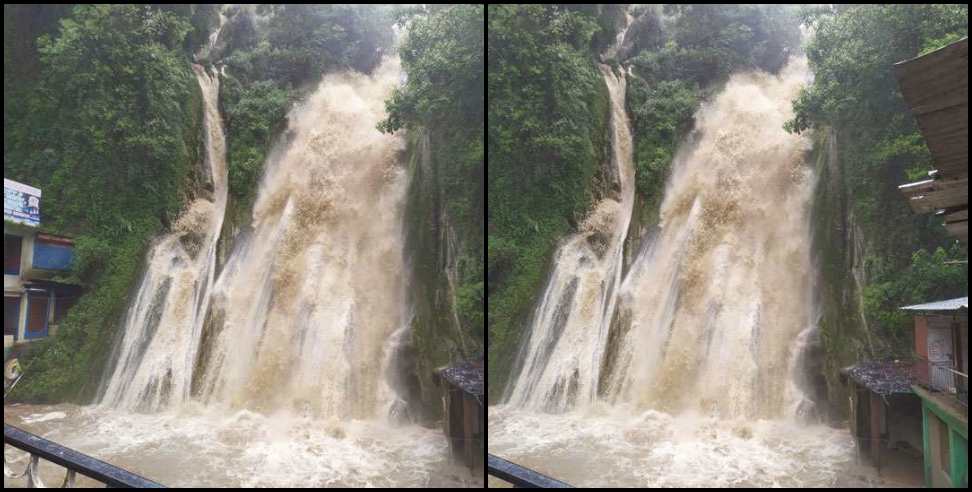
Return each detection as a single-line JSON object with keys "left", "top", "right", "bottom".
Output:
{"left": 26, "top": 292, "right": 49, "bottom": 339}
{"left": 4, "top": 297, "right": 20, "bottom": 338}
{"left": 4, "top": 234, "right": 22, "bottom": 275}
{"left": 32, "top": 234, "right": 74, "bottom": 271}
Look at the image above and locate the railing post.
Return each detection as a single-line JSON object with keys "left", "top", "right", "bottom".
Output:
{"left": 487, "top": 453, "right": 573, "bottom": 488}
{"left": 4, "top": 424, "right": 165, "bottom": 488}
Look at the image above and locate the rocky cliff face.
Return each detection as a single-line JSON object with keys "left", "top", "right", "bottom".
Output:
{"left": 809, "top": 128, "right": 873, "bottom": 421}
{"left": 399, "top": 130, "right": 484, "bottom": 423}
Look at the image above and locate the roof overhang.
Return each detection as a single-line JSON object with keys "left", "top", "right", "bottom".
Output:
{"left": 894, "top": 37, "right": 968, "bottom": 243}
{"left": 900, "top": 296, "right": 968, "bottom": 313}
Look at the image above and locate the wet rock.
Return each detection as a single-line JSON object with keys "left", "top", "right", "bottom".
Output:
{"left": 586, "top": 230, "right": 611, "bottom": 257}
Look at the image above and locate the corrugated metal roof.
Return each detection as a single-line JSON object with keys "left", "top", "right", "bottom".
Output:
{"left": 438, "top": 359, "right": 484, "bottom": 397}
{"left": 841, "top": 360, "right": 917, "bottom": 396}
{"left": 894, "top": 37, "right": 968, "bottom": 243}
{"left": 900, "top": 296, "right": 968, "bottom": 312}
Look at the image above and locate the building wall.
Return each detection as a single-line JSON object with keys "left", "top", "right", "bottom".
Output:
{"left": 914, "top": 314, "right": 928, "bottom": 359}
{"left": 3, "top": 225, "right": 74, "bottom": 349}
{"left": 886, "top": 394, "right": 923, "bottom": 454}
{"left": 4, "top": 230, "right": 34, "bottom": 292}
{"left": 918, "top": 387, "right": 969, "bottom": 488}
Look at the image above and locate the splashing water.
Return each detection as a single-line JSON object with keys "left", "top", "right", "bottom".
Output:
{"left": 604, "top": 57, "right": 817, "bottom": 418}
{"left": 191, "top": 56, "right": 410, "bottom": 419}
{"left": 5, "top": 403, "right": 478, "bottom": 488}
{"left": 505, "top": 64, "right": 635, "bottom": 412}
{"left": 72, "top": 47, "right": 472, "bottom": 487}
{"left": 100, "top": 64, "right": 228, "bottom": 412}
{"left": 492, "top": 57, "right": 882, "bottom": 487}
{"left": 487, "top": 404, "right": 895, "bottom": 488}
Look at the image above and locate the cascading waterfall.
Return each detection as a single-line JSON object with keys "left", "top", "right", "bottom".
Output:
{"left": 490, "top": 57, "right": 857, "bottom": 488}
{"left": 505, "top": 64, "right": 635, "bottom": 412}
{"left": 194, "top": 56, "right": 410, "bottom": 418}
{"left": 603, "top": 57, "right": 816, "bottom": 418}
{"left": 14, "top": 55, "right": 474, "bottom": 487}
{"left": 506, "top": 56, "right": 816, "bottom": 417}
{"left": 100, "top": 63, "right": 228, "bottom": 412}
{"left": 101, "top": 54, "right": 410, "bottom": 420}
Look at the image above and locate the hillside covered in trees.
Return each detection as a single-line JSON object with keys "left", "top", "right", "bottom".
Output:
{"left": 4, "top": 5, "right": 484, "bottom": 422}
{"left": 487, "top": 4, "right": 967, "bottom": 415}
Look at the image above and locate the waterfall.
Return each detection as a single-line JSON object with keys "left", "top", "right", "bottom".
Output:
{"left": 505, "top": 64, "right": 635, "bottom": 412}
{"left": 195, "top": 5, "right": 229, "bottom": 63}
{"left": 490, "top": 56, "right": 850, "bottom": 488}
{"left": 604, "top": 57, "right": 815, "bottom": 418}
{"left": 100, "top": 64, "right": 228, "bottom": 411}
{"left": 102, "top": 49, "right": 410, "bottom": 419}
{"left": 192, "top": 56, "right": 409, "bottom": 419}
{"left": 506, "top": 56, "right": 816, "bottom": 419}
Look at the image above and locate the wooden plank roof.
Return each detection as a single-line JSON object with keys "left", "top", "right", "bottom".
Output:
{"left": 895, "top": 37, "right": 968, "bottom": 243}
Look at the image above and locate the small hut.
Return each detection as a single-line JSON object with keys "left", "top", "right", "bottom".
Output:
{"left": 435, "top": 359, "right": 484, "bottom": 473}
{"left": 841, "top": 360, "right": 924, "bottom": 472}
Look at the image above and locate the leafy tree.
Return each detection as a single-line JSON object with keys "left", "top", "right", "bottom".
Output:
{"left": 485, "top": 5, "right": 610, "bottom": 400}
{"left": 379, "top": 5, "right": 483, "bottom": 134}
{"left": 624, "top": 4, "right": 801, "bottom": 209}
{"left": 5, "top": 4, "right": 200, "bottom": 401}
{"left": 863, "top": 245, "right": 967, "bottom": 352}
{"left": 787, "top": 4, "right": 967, "bottom": 354}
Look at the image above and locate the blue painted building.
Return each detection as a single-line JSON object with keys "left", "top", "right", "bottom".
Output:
{"left": 4, "top": 180, "right": 81, "bottom": 353}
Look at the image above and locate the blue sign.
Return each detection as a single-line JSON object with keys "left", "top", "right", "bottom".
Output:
{"left": 33, "top": 237, "right": 74, "bottom": 271}
{"left": 4, "top": 178, "right": 41, "bottom": 227}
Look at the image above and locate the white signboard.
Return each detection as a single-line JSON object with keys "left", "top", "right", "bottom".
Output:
{"left": 4, "top": 178, "right": 41, "bottom": 227}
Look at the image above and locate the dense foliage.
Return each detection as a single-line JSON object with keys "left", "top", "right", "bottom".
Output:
{"left": 4, "top": 4, "right": 404, "bottom": 403}
{"left": 625, "top": 5, "right": 801, "bottom": 210}
{"left": 863, "top": 245, "right": 968, "bottom": 349}
{"left": 377, "top": 5, "right": 484, "bottom": 418}
{"left": 215, "top": 4, "right": 395, "bottom": 214}
{"left": 4, "top": 4, "right": 202, "bottom": 401}
{"left": 787, "top": 4, "right": 967, "bottom": 354}
{"left": 486, "top": 5, "right": 613, "bottom": 400}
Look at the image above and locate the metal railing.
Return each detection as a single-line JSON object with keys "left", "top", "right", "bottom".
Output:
{"left": 3, "top": 424, "right": 165, "bottom": 488}
{"left": 488, "top": 453, "right": 573, "bottom": 488}
{"left": 915, "top": 359, "right": 968, "bottom": 407}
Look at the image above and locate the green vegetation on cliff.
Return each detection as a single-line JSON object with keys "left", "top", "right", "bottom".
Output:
{"left": 379, "top": 5, "right": 484, "bottom": 418}
{"left": 4, "top": 4, "right": 202, "bottom": 402}
{"left": 486, "top": 5, "right": 612, "bottom": 401}
{"left": 788, "top": 4, "right": 968, "bottom": 357}
{"left": 624, "top": 5, "right": 801, "bottom": 215}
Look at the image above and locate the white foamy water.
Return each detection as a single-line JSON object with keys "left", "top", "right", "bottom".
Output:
{"left": 101, "top": 53, "right": 412, "bottom": 417}
{"left": 505, "top": 64, "right": 635, "bottom": 412}
{"left": 193, "top": 56, "right": 410, "bottom": 418}
{"left": 604, "top": 57, "right": 817, "bottom": 418}
{"left": 19, "top": 412, "right": 67, "bottom": 424}
{"left": 488, "top": 405, "right": 898, "bottom": 488}
{"left": 492, "top": 57, "right": 892, "bottom": 487}
{"left": 4, "top": 404, "right": 479, "bottom": 488}
{"left": 100, "top": 64, "right": 228, "bottom": 412}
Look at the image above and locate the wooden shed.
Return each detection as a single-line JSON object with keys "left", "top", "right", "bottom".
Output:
{"left": 435, "top": 359, "right": 483, "bottom": 473}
